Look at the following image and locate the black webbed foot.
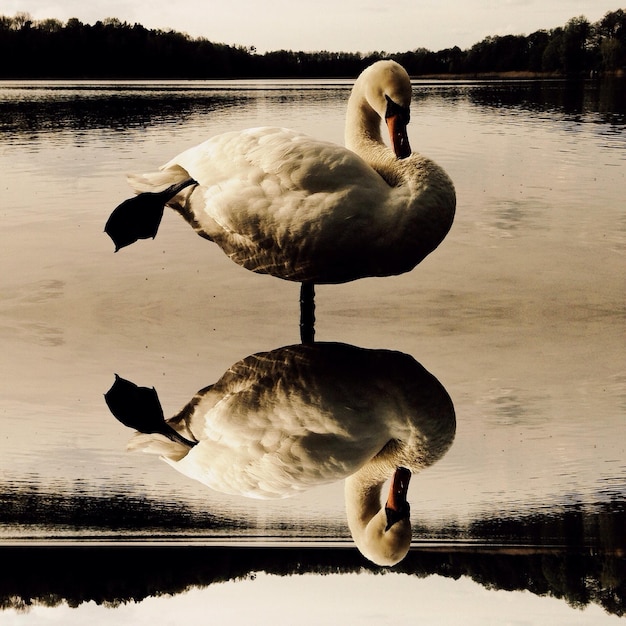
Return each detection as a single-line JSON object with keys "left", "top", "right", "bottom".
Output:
{"left": 105, "top": 192, "right": 166, "bottom": 251}
{"left": 105, "top": 178, "right": 197, "bottom": 251}
{"left": 105, "top": 375, "right": 197, "bottom": 448}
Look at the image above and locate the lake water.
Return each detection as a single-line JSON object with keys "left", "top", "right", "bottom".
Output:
{"left": 0, "top": 77, "right": 624, "bottom": 623}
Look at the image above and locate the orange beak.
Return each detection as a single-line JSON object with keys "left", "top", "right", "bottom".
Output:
{"left": 385, "top": 466, "right": 412, "bottom": 530}
{"left": 386, "top": 114, "right": 412, "bottom": 159}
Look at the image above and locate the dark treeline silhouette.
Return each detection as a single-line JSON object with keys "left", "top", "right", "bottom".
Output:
{"left": 0, "top": 544, "right": 624, "bottom": 615}
{"left": 1, "top": 10, "right": 624, "bottom": 79}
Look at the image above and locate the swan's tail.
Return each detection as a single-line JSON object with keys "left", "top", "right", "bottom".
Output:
{"left": 104, "top": 169, "right": 197, "bottom": 251}
{"left": 126, "top": 165, "right": 191, "bottom": 194}
{"left": 127, "top": 432, "right": 190, "bottom": 462}
{"left": 105, "top": 375, "right": 197, "bottom": 460}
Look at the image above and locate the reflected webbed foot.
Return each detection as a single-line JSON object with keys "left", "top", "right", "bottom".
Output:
{"left": 104, "top": 375, "right": 197, "bottom": 448}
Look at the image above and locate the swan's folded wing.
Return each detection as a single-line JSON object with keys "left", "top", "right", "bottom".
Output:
{"left": 163, "top": 127, "right": 389, "bottom": 243}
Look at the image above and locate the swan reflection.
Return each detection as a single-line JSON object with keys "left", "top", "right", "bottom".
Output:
{"left": 105, "top": 342, "right": 455, "bottom": 566}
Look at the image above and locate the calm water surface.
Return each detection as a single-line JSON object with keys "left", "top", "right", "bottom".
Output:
{"left": 0, "top": 78, "right": 624, "bottom": 622}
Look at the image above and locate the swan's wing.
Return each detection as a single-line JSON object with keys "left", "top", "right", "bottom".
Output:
{"left": 168, "top": 390, "right": 387, "bottom": 499}
{"left": 163, "top": 346, "right": 397, "bottom": 499}
{"left": 165, "top": 126, "right": 386, "bottom": 203}
{"left": 161, "top": 128, "right": 393, "bottom": 280}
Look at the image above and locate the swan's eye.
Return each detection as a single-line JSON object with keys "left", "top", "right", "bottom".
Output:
{"left": 384, "top": 95, "right": 410, "bottom": 125}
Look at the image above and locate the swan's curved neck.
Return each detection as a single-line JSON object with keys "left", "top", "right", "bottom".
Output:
{"left": 344, "top": 454, "right": 413, "bottom": 566}
{"left": 344, "top": 80, "right": 400, "bottom": 186}
{"left": 344, "top": 457, "right": 393, "bottom": 528}
{"left": 345, "top": 85, "right": 383, "bottom": 153}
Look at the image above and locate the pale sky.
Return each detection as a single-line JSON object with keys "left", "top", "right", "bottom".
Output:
{"left": 2, "top": 0, "right": 622, "bottom": 53}
{"left": 4, "top": 573, "right": 623, "bottom": 625}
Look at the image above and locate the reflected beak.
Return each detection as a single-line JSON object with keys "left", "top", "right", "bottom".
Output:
{"left": 385, "top": 466, "right": 412, "bottom": 530}
{"left": 386, "top": 114, "right": 412, "bottom": 159}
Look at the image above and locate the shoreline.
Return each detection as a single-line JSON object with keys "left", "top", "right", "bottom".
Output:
{"left": 413, "top": 68, "right": 625, "bottom": 80}
{"left": 0, "top": 69, "right": 624, "bottom": 83}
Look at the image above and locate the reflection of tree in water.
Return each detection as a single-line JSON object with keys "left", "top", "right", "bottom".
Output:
{"left": 0, "top": 488, "right": 624, "bottom": 615}
{"left": 0, "top": 93, "right": 247, "bottom": 136}
{"left": 0, "top": 88, "right": 343, "bottom": 136}
{"left": 466, "top": 79, "right": 625, "bottom": 125}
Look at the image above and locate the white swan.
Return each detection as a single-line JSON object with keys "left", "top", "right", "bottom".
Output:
{"left": 105, "top": 60, "right": 455, "bottom": 286}
{"left": 105, "top": 343, "right": 456, "bottom": 566}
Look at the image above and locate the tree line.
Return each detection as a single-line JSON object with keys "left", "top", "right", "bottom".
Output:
{"left": 1, "top": 10, "right": 624, "bottom": 78}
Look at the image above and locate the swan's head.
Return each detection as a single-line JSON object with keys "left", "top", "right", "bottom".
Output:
{"left": 347, "top": 466, "right": 413, "bottom": 567}
{"left": 358, "top": 60, "right": 413, "bottom": 159}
